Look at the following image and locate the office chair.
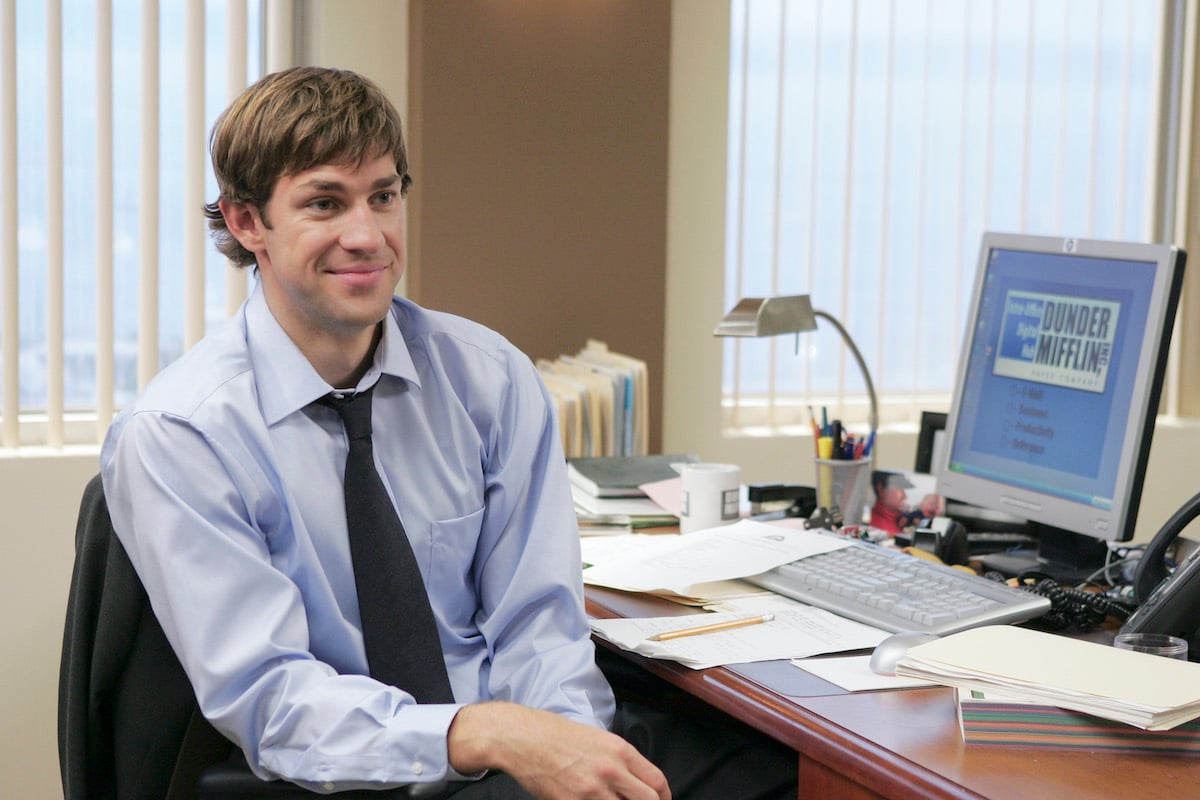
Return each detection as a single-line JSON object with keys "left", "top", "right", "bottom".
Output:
{"left": 57, "top": 474, "right": 326, "bottom": 799}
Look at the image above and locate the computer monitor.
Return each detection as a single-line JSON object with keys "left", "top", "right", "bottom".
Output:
{"left": 935, "top": 232, "right": 1185, "bottom": 583}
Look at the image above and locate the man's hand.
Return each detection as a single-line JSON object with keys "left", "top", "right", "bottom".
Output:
{"left": 448, "top": 702, "right": 670, "bottom": 800}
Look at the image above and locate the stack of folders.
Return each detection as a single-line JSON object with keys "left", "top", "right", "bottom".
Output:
{"left": 957, "top": 688, "right": 1200, "bottom": 755}
{"left": 537, "top": 339, "right": 648, "bottom": 459}
{"left": 894, "top": 625, "right": 1200, "bottom": 733}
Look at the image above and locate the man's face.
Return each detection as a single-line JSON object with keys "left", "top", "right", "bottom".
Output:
{"left": 230, "top": 154, "right": 406, "bottom": 353}
{"left": 877, "top": 484, "right": 907, "bottom": 511}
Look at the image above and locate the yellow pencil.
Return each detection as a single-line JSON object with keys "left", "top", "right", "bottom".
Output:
{"left": 646, "top": 613, "right": 775, "bottom": 642}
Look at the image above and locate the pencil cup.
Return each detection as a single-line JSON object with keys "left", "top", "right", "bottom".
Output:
{"left": 679, "top": 463, "right": 741, "bottom": 534}
{"left": 814, "top": 458, "right": 870, "bottom": 526}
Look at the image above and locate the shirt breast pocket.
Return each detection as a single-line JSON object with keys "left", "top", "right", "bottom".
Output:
{"left": 428, "top": 506, "right": 486, "bottom": 623}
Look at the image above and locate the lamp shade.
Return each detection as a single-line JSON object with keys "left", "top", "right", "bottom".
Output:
{"left": 712, "top": 295, "right": 818, "bottom": 338}
{"left": 714, "top": 294, "right": 879, "bottom": 434}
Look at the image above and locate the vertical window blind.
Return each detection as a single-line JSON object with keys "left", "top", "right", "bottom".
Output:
{"left": 0, "top": 0, "right": 264, "bottom": 449}
{"left": 722, "top": 0, "right": 1184, "bottom": 434}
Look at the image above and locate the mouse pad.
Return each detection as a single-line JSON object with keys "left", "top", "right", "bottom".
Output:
{"left": 726, "top": 657, "right": 850, "bottom": 698}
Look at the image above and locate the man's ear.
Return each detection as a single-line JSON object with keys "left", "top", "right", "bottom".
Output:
{"left": 219, "top": 199, "right": 267, "bottom": 254}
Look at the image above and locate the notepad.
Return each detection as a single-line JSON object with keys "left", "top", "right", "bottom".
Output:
{"left": 895, "top": 625, "right": 1200, "bottom": 730}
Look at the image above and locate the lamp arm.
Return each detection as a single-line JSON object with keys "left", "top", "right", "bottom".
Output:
{"left": 812, "top": 309, "right": 879, "bottom": 434}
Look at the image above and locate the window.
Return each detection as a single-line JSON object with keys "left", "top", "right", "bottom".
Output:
{"left": 0, "top": 0, "right": 262, "bottom": 448}
{"left": 721, "top": 0, "right": 1183, "bottom": 434}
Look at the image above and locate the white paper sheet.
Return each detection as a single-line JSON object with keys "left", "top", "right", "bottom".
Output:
{"left": 791, "top": 655, "right": 933, "bottom": 692}
{"left": 580, "top": 519, "right": 851, "bottom": 596}
{"left": 590, "top": 605, "right": 888, "bottom": 669}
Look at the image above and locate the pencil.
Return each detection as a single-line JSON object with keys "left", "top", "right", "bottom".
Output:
{"left": 808, "top": 406, "right": 822, "bottom": 456}
{"left": 646, "top": 613, "right": 775, "bottom": 642}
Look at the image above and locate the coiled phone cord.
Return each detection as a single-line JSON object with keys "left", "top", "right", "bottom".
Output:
{"left": 985, "top": 571, "right": 1133, "bottom": 631}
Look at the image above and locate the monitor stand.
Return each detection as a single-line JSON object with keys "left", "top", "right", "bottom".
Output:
{"left": 978, "top": 524, "right": 1111, "bottom": 585}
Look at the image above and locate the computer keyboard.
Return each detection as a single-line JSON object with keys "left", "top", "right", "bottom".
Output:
{"left": 745, "top": 538, "right": 1051, "bottom": 636}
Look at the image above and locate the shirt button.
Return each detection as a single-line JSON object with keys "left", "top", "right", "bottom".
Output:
{"left": 322, "top": 782, "right": 336, "bottom": 791}
{"left": 412, "top": 761, "right": 424, "bottom": 775}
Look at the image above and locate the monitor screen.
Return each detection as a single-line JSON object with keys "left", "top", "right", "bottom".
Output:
{"left": 935, "top": 233, "right": 1185, "bottom": 581}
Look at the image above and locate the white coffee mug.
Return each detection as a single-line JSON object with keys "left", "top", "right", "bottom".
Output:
{"left": 679, "top": 463, "right": 741, "bottom": 534}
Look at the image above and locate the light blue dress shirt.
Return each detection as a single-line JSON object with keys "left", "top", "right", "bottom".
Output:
{"left": 100, "top": 286, "right": 614, "bottom": 792}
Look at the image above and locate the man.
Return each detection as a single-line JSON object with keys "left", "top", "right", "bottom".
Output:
{"left": 101, "top": 66, "right": 667, "bottom": 798}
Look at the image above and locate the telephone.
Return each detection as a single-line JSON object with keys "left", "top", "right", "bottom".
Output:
{"left": 908, "top": 518, "right": 969, "bottom": 566}
{"left": 1119, "top": 491, "right": 1200, "bottom": 661}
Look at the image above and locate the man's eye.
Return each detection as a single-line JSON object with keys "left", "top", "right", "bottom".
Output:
{"left": 375, "top": 191, "right": 396, "bottom": 205}
{"left": 309, "top": 198, "right": 336, "bottom": 211}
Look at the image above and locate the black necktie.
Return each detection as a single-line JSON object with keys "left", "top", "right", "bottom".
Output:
{"left": 320, "top": 385, "right": 454, "bottom": 703}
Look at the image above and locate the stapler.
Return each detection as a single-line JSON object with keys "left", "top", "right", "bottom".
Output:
{"left": 748, "top": 484, "right": 817, "bottom": 519}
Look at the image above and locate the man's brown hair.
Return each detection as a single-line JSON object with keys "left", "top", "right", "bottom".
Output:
{"left": 203, "top": 66, "right": 409, "bottom": 268}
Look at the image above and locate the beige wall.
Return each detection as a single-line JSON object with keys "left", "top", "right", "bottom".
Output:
{"left": 0, "top": 452, "right": 101, "bottom": 799}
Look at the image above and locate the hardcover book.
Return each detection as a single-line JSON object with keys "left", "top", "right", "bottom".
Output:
{"left": 567, "top": 454, "right": 698, "bottom": 498}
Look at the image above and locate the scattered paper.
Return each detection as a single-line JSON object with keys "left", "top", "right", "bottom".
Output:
{"left": 580, "top": 519, "right": 850, "bottom": 596}
{"left": 704, "top": 592, "right": 830, "bottom": 614}
{"left": 644, "top": 580, "right": 773, "bottom": 607}
{"left": 589, "top": 605, "right": 887, "bottom": 669}
{"left": 791, "top": 655, "right": 933, "bottom": 692}
{"left": 638, "top": 476, "right": 684, "bottom": 515}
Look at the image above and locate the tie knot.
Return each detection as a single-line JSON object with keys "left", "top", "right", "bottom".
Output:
{"left": 320, "top": 385, "right": 375, "bottom": 441}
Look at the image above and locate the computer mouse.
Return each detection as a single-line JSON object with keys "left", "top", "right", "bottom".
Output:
{"left": 868, "top": 631, "right": 940, "bottom": 676}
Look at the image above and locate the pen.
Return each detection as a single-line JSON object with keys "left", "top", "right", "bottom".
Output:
{"left": 863, "top": 429, "right": 877, "bottom": 457}
{"left": 646, "top": 613, "right": 775, "bottom": 642}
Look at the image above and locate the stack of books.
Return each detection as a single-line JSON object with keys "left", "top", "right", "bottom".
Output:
{"left": 893, "top": 624, "right": 1200, "bottom": 750}
{"left": 567, "top": 453, "right": 696, "bottom": 531}
{"left": 567, "top": 453, "right": 696, "bottom": 498}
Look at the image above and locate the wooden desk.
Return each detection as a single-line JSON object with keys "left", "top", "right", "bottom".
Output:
{"left": 586, "top": 586, "right": 1199, "bottom": 800}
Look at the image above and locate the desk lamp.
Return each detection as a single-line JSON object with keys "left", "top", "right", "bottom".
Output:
{"left": 713, "top": 295, "right": 879, "bottom": 435}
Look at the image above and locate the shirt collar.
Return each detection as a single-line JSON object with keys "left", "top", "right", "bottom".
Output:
{"left": 246, "top": 284, "right": 421, "bottom": 426}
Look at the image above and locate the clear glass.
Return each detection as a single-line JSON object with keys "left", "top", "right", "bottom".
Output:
{"left": 1113, "top": 632, "right": 1188, "bottom": 660}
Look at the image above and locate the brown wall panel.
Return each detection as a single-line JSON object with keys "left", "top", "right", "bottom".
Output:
{"left": 408, "top": 0, "right": 669, "bottom": 451}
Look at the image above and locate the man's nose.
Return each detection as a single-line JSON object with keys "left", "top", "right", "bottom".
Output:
{"left": 340, "top": 203, "right": 385, "bottom": 250}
